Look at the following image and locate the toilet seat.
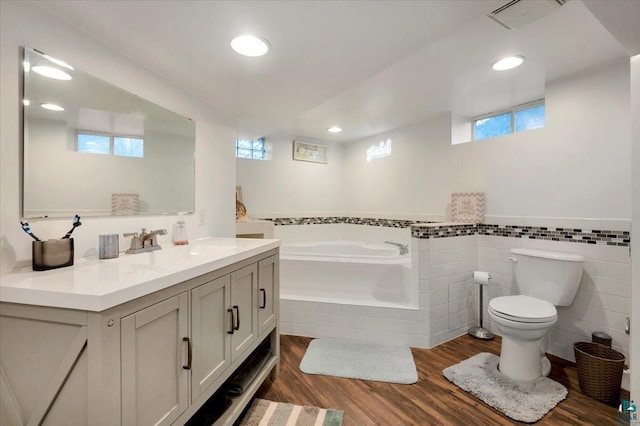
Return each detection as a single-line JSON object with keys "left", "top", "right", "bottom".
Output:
{"left": 489, "top": 295, "right": 557, "bottom": 323}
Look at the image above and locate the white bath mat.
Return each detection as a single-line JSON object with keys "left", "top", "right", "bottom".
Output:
{"left": 299, "top": 338, "right": 418, "bottom": 384}
{"left": 443, "top": 352, "right": 567, "bottom": 423}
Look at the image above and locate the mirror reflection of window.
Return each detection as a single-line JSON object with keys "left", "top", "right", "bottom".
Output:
{"left": 22, "top": 46, "right": 195, "bottom": 218}
{"left": 77, "top": 133, "right": 110, "bottom": 155}
{"left": 114, "top": 137, "right": 143, "bottom": 158}
{"left": 76, "top": 132, "right": 144, "bottom": 158}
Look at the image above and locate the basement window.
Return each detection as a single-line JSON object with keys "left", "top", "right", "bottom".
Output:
{"left": 473, "top": 100, "right": 545, "bottom": 141}
{"left": 236, "top": 138, "right": 266, "bottom": 160}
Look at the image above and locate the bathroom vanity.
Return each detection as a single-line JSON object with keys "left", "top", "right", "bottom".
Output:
{"left": 0, "top": 238, "right": 280, "bottom": 426}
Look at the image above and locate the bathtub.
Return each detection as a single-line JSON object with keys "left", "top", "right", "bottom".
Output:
{"left": 280, "top": 240, "right": 416, "bottom": 309}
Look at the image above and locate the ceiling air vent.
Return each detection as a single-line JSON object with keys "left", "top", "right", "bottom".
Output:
{"left": 488, "top": 0, "right": 567, "bottom": 30}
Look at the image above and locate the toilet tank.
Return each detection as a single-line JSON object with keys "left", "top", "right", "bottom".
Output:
{"left": 510, "top": 248, "right": 584, "bottom": 306}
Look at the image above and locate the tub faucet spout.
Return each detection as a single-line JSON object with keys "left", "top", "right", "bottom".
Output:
{"left": 385, "top": 241, "right": 409, "bottom": 255}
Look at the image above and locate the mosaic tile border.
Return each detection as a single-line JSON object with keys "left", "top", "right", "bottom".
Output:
{"left": 265, "top": 217, "right": 419, "bottom": 228}
{"left": 262, "top": 216, "right": 631, "bottom": 247}
{"left": 410, "top": 224, "right": 477, "bottom": 239}
{"left": 477, "top": 224, "right": 630, "bottom": 246}
{"left": 411, "top": 223, "right": 630, "bottom": 246}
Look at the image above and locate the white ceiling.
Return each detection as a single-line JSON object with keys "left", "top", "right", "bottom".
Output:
{"left": 34, "top": 0, "right": 635, "bottom": 143}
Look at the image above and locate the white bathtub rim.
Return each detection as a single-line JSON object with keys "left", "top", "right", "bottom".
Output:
{"left": 280, "top": 292, "right": 419, "bottom": 310}
{"left": 280, "top": 254, "right": 411, "bottom": 265}
{"left": 281, "top": 240, "right": 410, "bottom": 257}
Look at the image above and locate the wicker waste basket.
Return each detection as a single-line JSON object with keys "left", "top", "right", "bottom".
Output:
{"left": 573, "top": 342, "right": 625, "bottom": 405}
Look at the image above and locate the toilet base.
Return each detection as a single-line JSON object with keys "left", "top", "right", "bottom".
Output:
{"left": 498, "top": 335, "right": 545, "bottom": 381}
{"left": 541, "top": 355, "right": 551, "bottom": 377}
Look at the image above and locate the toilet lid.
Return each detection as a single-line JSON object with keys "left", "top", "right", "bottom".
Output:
{"left": 489, "top": 295, "right": 557, "bottom": 323}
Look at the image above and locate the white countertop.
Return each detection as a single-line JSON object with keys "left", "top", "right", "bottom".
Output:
{"left": 0, "top": 237, "right": 279, "bottom": 312}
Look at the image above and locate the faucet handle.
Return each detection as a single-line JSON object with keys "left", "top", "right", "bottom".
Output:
{"left": 123, "top": 232, "right": 142, "bottom": 251}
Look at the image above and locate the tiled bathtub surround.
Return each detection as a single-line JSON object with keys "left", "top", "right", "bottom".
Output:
{"left": 278, "top": 237, "right": 477, "bottom": 349}
{"left": 278, "top": 222, "right": 420, "bottom": 345}
{"left": 278, "top": 224, "right": 478, "bottom": 350}
{"left": 279, "top": 300, "right": 428, "bottom": 348}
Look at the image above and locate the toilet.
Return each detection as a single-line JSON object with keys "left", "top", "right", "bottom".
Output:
{"left": 488, "top": 248, "right": 584, "bottom": 381}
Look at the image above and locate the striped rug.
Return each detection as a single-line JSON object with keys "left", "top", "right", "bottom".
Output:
{"left": 238, "top": 399, "right": 343, "bottom": 426}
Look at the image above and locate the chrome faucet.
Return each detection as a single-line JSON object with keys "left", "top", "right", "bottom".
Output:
{"left": 385, "top": 241, "right": 409, "bottom": 255}
{"left": 124, "top": 228, "right": 167, "bottom": 254}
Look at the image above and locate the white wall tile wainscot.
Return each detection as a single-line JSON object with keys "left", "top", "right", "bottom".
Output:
{"left": 279, "top": 300, "right": 427, "bottom": 348}
{"left": 418, "top": 230, "right": 479, "bottom": 348}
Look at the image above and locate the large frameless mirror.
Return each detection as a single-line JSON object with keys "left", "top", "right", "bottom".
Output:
{"left": 22, "top": 46, "right": 196, "bottom": 219}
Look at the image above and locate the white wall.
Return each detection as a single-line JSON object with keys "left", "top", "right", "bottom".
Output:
{"left": 630, "top": 54, "right": 639, "bottom": 402}
{"left": 236, "top": 132, "right": 344, "bottom": 217}
{"left": 343, "top": 113, "right": 464, "bottom": 217}
{"left": 338, "top": 60, "right": 631, "bottom": 221}
{"left": 483, "top": 59, "right": 630, "bottom": 219}
{"left": 236, "top": 57, "right": 630, "bottom": 224}
{"left": 0, "top": 1, "right": 236, "bottom": 263}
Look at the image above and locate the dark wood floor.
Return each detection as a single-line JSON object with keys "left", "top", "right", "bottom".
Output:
{"left": 256, "top": 334, "right": 628, "bottom": 425}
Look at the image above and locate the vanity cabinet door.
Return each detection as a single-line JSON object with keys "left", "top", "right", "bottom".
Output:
{"left": 190, "top": 275, "right": 231, "bottom": 402}
{"left": 230, "top": 263, "right": 258, "bottom": 362}
{"left": 258, "top": 255, "right": 278, "bottom": 336}
{"left": 121, "top": 293, "right": 189, "bottom": 426}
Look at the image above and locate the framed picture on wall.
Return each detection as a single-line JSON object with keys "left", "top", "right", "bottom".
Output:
{"left": 111, "top": 193, "right": 139, "bottom": 216}
{"left": 293, "top": 140, "right": 328, "bottom": 164}
{"left": 451, "top": 192, "right": 485, "bottom": 223}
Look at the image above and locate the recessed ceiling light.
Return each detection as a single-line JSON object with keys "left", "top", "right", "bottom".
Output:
{"left": 231, "top": 35, "right": 270, "bottom": 57}
{"left": 32, "top": 65, "right": 72, "bottom": 80}
{"left": 492, "top": 55, "right": 525, "bottom": 71}
{"left": 23, "top": 99, "right": 30, "bottom": 106}
{"left": 41, "top": 103, "right": 64, "bottom": 111}
{"left": 327, "top": 126, "right": 342, "bottom": 133}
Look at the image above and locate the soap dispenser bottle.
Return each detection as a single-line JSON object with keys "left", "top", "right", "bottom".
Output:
{"left": 172, "top": 213, "right": 188, "bottom": 246}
